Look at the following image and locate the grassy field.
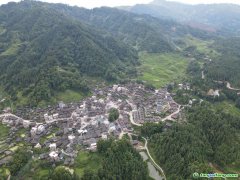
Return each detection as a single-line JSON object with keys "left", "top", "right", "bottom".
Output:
{"left": 56, "top": 90, "right": 85, "bottom": 103}
{"left": 1, "top": 39, "right": 22, "bottom": 56}
{"left": 185, "top": 35, "right": 220, "bottom": 58}
{"left": 13, "top": 89, "right": 86, "bottom": 108}
{"left": 138, "top": 53, "right": 189, "bottom": 88}
{"left": 74, "top": 151, "right": 102, "bottom": 177}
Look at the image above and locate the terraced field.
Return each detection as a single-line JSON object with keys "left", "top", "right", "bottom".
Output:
{"left": 138, "top": 52, "right": 189, "bottom": 88}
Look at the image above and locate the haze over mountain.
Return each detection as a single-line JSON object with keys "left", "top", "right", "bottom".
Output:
{"left": 122, "top": 0, "right": 240, "bottom": 35}
{"left": 2, "top": 0, "right": 240, "bottom": 7}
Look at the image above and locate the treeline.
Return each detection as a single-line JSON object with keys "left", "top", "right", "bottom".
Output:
{"left": 142, "top": 104, "right": 240, "bottom": 179}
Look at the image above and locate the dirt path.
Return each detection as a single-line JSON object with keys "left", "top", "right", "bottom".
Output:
{"left": 202, "top": 71, "right": 205, "bottom": 79}
{"left": 226, "top": 82, "right": 240, "bottom": 91}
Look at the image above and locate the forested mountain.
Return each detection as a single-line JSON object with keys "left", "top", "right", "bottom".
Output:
{"left": 0, "top": 0, "right": 214, "bottom": 106}
{"left": 0, "top": 1, "right": 138, "bottom": 105}
{"left": 50, "top": 5, "right": 173, "bottom": 53}
{"left": 206, "top": 37, "right": 240, "bottom": 87}
{"left": 44, "top": 3, "right": 214, "bottom": 52}
{"left": 123, "top": 0, "right": 240, "bottom": 35}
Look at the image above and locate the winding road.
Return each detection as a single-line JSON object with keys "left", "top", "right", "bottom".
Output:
{"left": 119, "top": 132, "right": 167, "bottom": 180}
{"left": 213, "top": 80, "right": 240, "bottom": 91}
{"left": 161, "top": 105, "right": 181, "bottom": 121}
{"left": 226, "top": 82, "right": 240, "bottom": 91}
{"left": 124, "top": 110, "right": 168, "bottom": 179}
{"left": 128, "top": 111, "right": 142, "bottom": 127}
{"left": 128, "top": 102, "right": 181, "bottom": 126}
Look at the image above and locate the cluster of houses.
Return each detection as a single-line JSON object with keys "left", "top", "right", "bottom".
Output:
{"left": 130, "top": 86, "right": 180, "bottom": 123}
{"left": 0, "top": 83, "right": 180, "bottom": 166}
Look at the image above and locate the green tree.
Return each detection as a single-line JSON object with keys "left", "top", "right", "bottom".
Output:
{"left": 8, "top": 148, "right": 31, "bottom": 176}
{"left": 108, "top": 108, "right": 119, "bottom": 122}
{"left": 50, "top": 166, "right": 73, "bottom": 180}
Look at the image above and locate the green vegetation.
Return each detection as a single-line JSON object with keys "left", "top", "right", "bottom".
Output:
{"left": 0, "top": 26, "right": 6, "bottom": 35}
{"left": 108, "top": 108, "right": 119, "bottom": 122}
{"left": 1, "top": 40, "right": 22, "bottom": 56}
{"left": 50, "top": 5, "right": 174, "bottom": 53}
{"left": 145, "top": 104, "right": 240, "bottom": 179}
{"left": 140, "top": 122, "right": 164, "bottom": 138}
{"left": 0, "top": 168, "right": 10, "bottom": 180}
{"left": 51, "top": 166, "right": 77, "bottom": 180}
{"left": 0, "top": 124, "right": 9, "bottom": 139}
{"left": 95, "top": 139, "right": 149, "bottom": 180}
{"left": 19, "top": 160, "right": 52, "bottom": 179}
{"left": 206, "top": 37, "right": 240, "bottom": 87}
{"left": 8, "top": 147, "right": 31, "bottom": 176}
{"left": 214, "top": 101, "right": 240, "bottom": 117}
{"left": 0, "top": 1, "right": 138, "bottom": 107}
{"left": 184, "top": 36, "right": 219, "bottom": 57}
{"left": 56, "top": 90, "right": 85, "bottom": 103}
{"left": 77, "top": 139, "right": 149, "bottom": 179}
{"left": 74, "top": 151, "right": 102, "bottom": 177}
{"left": 138, "top": 53, "right": 188, "bottom": 88}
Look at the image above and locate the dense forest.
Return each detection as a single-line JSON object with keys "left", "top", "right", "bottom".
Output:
{"left": 143, "top": 104, "right": 240, "bottom": 179}
{"left": 51, "top": 3, "right": 214, "bottom": 49}
{"left": 206, "top": 37, "right": 240, "bottom": 87}
{"left": 89, "top": 139, "right": 149, "bottom": 180}
{"left": 0, "top": 1, "right": 139, "bottom": 106}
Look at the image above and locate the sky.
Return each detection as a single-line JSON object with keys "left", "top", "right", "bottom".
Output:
{"left": 0, "top": 0, "right": 239, "bottom": 8}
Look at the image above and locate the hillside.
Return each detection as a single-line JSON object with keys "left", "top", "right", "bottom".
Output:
{"left": 45, "top": 5, "right": 174, "bottom": 53}
{"left": 124, "top": 0, "right": 240, "bottom": 35}
{"left": 45, "top": 3, "right": 214, "bottom": 52}
{"left": 0, "top": 1, "right": 138, "bottom": 106}
{"left": 0, "top": 0, "right": 215, "bottom": 107}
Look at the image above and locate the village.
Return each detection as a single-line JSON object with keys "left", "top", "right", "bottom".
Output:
{"left": 0, "top": 83, "right": 181, "bottom": 166}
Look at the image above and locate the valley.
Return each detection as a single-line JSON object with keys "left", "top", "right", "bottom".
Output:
{"left": 0, "top": 0, "right": 240, "bottom": 180}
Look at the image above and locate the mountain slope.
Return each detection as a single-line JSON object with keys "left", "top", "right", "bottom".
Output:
{"left": 124, "top": 0, "right": 240, "bottom": 35}
{"left": 45, "top": 3, "right": 215, "bottom": 53}
{"left": 45, "top": 5, "right": 175, "bottom": 53}
{"left": 0, "top": 1, "right": 138, "bottom": 106}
